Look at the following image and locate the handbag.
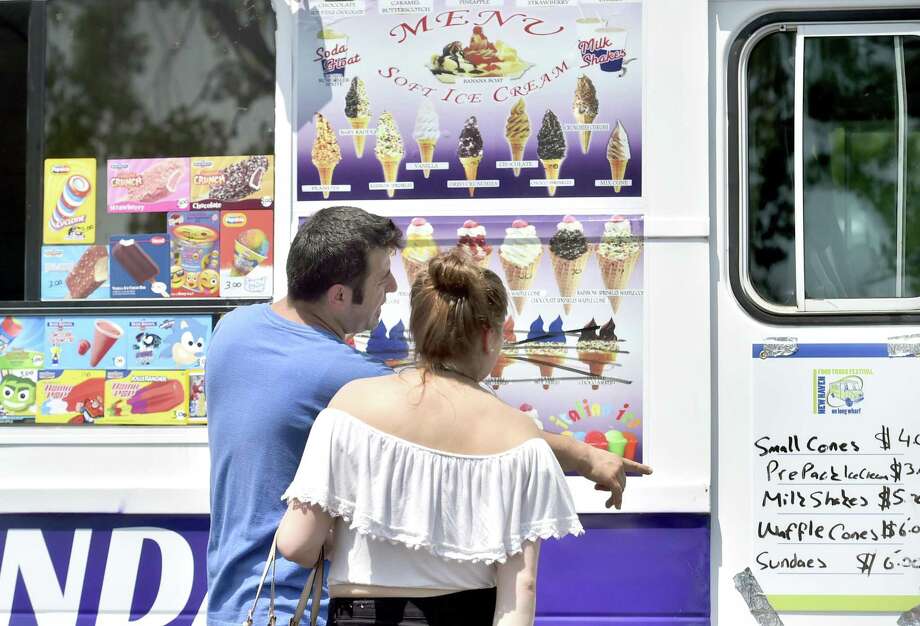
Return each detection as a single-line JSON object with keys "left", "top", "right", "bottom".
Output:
{"left": 244, "top": 529, "right": 326, "bottom": 626}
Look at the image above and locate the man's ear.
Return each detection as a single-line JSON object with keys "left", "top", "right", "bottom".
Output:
{"left": 327, "top": 284, "right": 348, "bottom": 307}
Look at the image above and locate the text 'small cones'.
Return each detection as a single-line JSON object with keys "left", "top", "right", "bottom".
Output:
{"left": 499, "top": 219, "right": 543, "bottom": 315}
{"left": 344, "top": 77, "right": 371, "bottom": 158}
{"left": 573, "top": 74, "right": 599, "bottom": 154}
{"left": 413, "top": 98, "right": 440, "bottom": 179}
{"left": 606, "top": 120, "right": 631, "bottom": 193}
{"left": 457, "top": 116, "right": 484, "bottom": 197}
{"left": 537, "top": 110, "right": 566, "bottom": 197}
{"left": 375, "top": 112, "right": 405, "bottom": 198}
{"left": 504, "top": 98, "right": 531, "bottom": 177}
{"left": 597, "top": 215, "right": 642, "bottom": 313}
{"left": 548, "top": 215, "right": 590, "bottom": 314}
{"left": 311, "top": 113, "right": 342, "bottom": 199}
{"left": 401, "top": 217, "right": 439, "bottom": 289}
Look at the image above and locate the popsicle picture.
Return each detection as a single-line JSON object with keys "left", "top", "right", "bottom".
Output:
{"left": 109, "top": 235, "right": 171, "bottom": 298}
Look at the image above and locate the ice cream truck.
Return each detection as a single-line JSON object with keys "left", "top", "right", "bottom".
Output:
{"left": 0, "top": 0, "right": 917, "bottom": 624}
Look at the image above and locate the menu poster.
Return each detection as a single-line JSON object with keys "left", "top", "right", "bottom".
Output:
{"left": 168, "top": 211, "right": 221, "bottom": 298}
{"left": 109, "top": 235, "right": 171, "bottom": 299}
{"left": 41, "top": 245, "right": 110, "bottom": 301}
{"left": 345, "top": 212, "right": 645, "bottom": 462}
{"left": 44, "top": 317, "right": 129, "bottom": 371}
{"left": 107, "top": 158, "right": 191, "bottom": 214}
{"left": 296, "top": 1, "right": 642, "bottom": 201}
{"left": 219, "top": 210, "right": 274, "bottom": 299}
{"left": 190, "top": 155, "right": 275, "bottom": 211}
{"left": 751, "top": 345, "right": 920, "bottom": 613}
{"left": 0, "top": 316, "right": 45, "bottom": 369}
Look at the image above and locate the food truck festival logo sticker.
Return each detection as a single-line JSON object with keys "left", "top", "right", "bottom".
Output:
{"left": 813, "top": 368, "right": 872, "bottom": 415}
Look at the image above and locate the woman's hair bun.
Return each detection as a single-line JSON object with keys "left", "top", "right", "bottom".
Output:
{"left": 426, "top": 249, "right": 480, "bottom": 299}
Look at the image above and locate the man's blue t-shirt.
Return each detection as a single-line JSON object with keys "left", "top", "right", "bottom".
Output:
{"left": 206, "top": 303, "right": 390, "bottom": 626}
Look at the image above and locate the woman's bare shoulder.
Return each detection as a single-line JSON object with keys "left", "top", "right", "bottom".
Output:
{"left": 328, "top": 373, "right": 405, "bottom": 413}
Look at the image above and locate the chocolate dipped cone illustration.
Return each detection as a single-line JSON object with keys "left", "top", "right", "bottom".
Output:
{"left": 345, "top": 77, "right": 371, "bottom": 158}
{"left": 573, "top": 74, "right": 599, "bottom": 154}
{"left": 537, "top": 110, "right": 566, "bottom": 197}
{"left": 457, "top": 116, "right": 484, "bottom": 197}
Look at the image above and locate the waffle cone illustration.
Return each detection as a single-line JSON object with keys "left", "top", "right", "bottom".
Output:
{"left": 380, "top": 157, "right": 401, "bottom": 198}
{"left": 417, "top": 139, "right": 437, "bottom": 179}
{"left": 550, "top": 252, "right": 590, "bottom": 315}
{"left": 609, "top": 158, "right": 629, "bottom": 192}
{"left": 575, "top": 113, "right": 596, "bottom": 154}
{"left": 501, "top": 254, "right": 541, "bottom": 315}
{"left": 473, "top": 252, "right": 493, "bottom": 270}
{"left": 598, "top": 250, "right": 640, "bottom": 312}
{"left": 317, "top": 164, "right": 336, "bottom": 199}
{"left": 540, "top": 158, "right": 563, "bottom": 197}
{"left": 460, "top": 156, "right": 481, "bottom": 198}
{"left": 508, "top": 141, "right": 526, "bottom": 176}
{"left": 348, "top": 116, "right": 370, "bottom": 157}
{"left": 402, "top": 256, "right": 427, "bottom": 289}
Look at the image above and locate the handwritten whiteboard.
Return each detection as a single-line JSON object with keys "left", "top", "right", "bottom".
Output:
{"left": 752, "top": 344, "right": 920, "bottom": 613}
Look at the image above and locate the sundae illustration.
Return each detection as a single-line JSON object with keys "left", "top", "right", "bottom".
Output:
{"left": 311, "top": 113, "right": 342, "bottom": 199}
{"left": 549, "top": 215, "right": 591, "bottom": 314}
{"left": 413, "top": 99, "right": 440, "bottom": 179}
{"left": 375, "top": 112, "right": 405, "bottom": 198}
{"left": 428, "top": 27, "right": 531, "bottom": 83}
{"left": 499, "top": 219, "right": 543, "bottom": 315}
{"left": 606, "top": 120, "right": 631, "bottom": 192}
{"left": 504, "top": 98, "right": 531, "bottom": 177}
{"left": 573, "top": 75, "right": 599, "bottom": 154}
{"left": 597, "top": 216, "right": 641, "bottom": 312}
{"left": 457, "top": 116, "right": 484, "bottom": 197}
{"left": 537, "top": 110, "right": 566, "bottom": 196}
{"left": 344, "top": 77, "right": 371, "bottom": 157}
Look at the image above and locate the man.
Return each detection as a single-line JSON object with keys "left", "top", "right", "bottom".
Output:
{"left": 206, "top": 206, "right": 652, "bottom": 626}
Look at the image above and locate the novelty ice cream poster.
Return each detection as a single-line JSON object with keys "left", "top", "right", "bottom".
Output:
{"left": 296, "top": 1, "right": 643, "bottom": 201}
{"left": 338, "top": 212, "right": 646, "bottom": 463}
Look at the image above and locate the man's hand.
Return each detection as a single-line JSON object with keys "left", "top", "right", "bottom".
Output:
{"left": 540, "top": 431, "right": 653, "bottom": 509}
{"left": 580, "top": 444, "right": 652, "bottom": 509}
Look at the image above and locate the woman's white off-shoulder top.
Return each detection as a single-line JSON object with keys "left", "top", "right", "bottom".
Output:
{"left": 281, "top": 408, "right": 583, "bottom": 590}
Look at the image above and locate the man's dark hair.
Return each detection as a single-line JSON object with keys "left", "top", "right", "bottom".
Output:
{"left": 287, "top": 206, "right": 403, "bottom": 303}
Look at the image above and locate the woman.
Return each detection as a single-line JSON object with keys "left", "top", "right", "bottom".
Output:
{"left": 277, "top": 250, "right": 582, "bottom": 626}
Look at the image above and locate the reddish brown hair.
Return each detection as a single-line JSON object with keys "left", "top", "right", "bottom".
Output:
{"left": 410, "top": 249, "right": 508, "bottom": 366}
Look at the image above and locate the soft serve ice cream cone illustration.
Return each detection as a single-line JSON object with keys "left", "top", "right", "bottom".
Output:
{"left": 344, "top": 77, "right": 371, "bottom": 158}
{"left": 572, "top": 75, "right": 599, "bottom": 154}
{"left": 413, "top": 99, "right": 440, "bottom": 179}
{"left": 457, "top": 116, "right": 484, "bottom": 197}
{"left": 311, "top": 113, "right": 342, "bottom": 199}
{"left": 402, "top": 217, "right": 439, "bottom": 288}
{"left": 504, "top": 98, "right": 531, "bottom": 177}
{"left": 606, "top": 120, "right": 631, "bottom": 192}
{"left": 537, "top": 110, "right": 566, "bottom": 196}
{"left": 375, "top": 112, "right": 405, "bottom": 198}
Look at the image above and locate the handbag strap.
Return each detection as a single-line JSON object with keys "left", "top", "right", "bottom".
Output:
{"left": 290, "top": 546, "right": 325, "bottom": 626}
{"left": 244, "top": 529, "right": 279, "bottom": 626}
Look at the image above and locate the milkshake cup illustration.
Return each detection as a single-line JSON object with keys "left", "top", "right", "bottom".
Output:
{"left": 594, "top": 26, "right": 628, "bottom": 73}
{"left": 575, "top": 17, "right": 605, "bottom": 42}
{"left": 317, "top": 29, "right": 348, "bottom": 79}
{"left": 232, "top": 228, "right": 269, "bottom": 277}
{"left": 90, "top": 320, "right": 123, "bottom": 367}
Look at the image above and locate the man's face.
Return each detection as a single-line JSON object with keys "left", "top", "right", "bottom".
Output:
{"left": 344, "top": 247, "right": 397, "bottom": 334}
